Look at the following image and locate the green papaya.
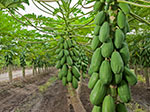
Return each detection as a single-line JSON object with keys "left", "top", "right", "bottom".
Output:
{"left": 99, "top": 60, "right": 112, "bottom": 85}
{"left": 62, "top": 64, "right": 68, "bottom": 77}
{"left": 67, "top": 39, "right": 72, "bottom": 48}
{"left": 106, "top": 0, "right": 113, "bottom": 3}
{"left": 99, "top": 22, "right": 110, "bottom": 43}
{"left": 117, "top": 10, "right": 126, "bottom": 29}
{"left": 56, "top": 61, "right": 62, "bottom": 69}
{"left": 67, "top": 69, "right": 72, "bottom": 82}
{"left": 94, "top": 1, "right": 104, "bottom": 12}
{"left": 64, "top": 40, "right": 68, "bottom": 49}
{"left": 72, "top": 76, "right": 78, "bottom": 89}
{"left": 111, "top": 51, "right": 124, "bottom": 74}
{"left": 124, "top": 67, "right": 137, "bottom": 85}
{"left": 110, "top": 86, "right": 117, "bottom": 97}
{"left": 61, "top": 56, "right": 66, "bottom": 65}
{"left": 114, "top": 73, "right": 122, "bottom": 84}
{"left": 55, "top": 48, "right": 61, "bottom": 54}
{"left": 59, "top": 43, "right": 64, "bottom": 49}
{"left": 91, "top": 36, "right": 101, "bottom": 51}
{"left": 72, "top": 56, "right": 78, "bottom": 62}
{"left": 92, "top": 106, "right": 102, "bottom": 112}
{"left": 58, "top": 70, "right": 63, "bottom": 80}
{"left": 72, "top": 48, "right": 79, "bottom": 56}
{"left": 57, "top": 50, "right": 64, "bottom": 59}
{"left": 102, "top": 95, "right": 115, "bottom": 112}
{"left": 88, "top": 72, "right": 99, "bottom": 89}
{"left": 94, "top": 11, "right": 105, "bottom": 25}
{"left": 94, "top": 25, "right": 100, "bottom": 36}
{"left": 118, "top": 80, "right": 131, "bottom": 103}
{"left": 69, "top": 50, "right": 74, "bottom": 56}
{"left": 72, "top": 66, "right": 80, "bottom": 79}
{"left": 89, "top": 48, "right": 104, "bottom": 74}
{"left": 114, "top": 28, "right": 125, "bottom": 49}
{"left": 119, "top": 3, "right": 130, "bottom": 14}
{"left": 101, "top": 39, "right": 114, "bottom": 58}
{"left": 90, "top": 80, "right": 107, "bottom": 105}
{"left": 59, "top": 37, "right": 64, "bottom": 43}
{"left": 62, "top": 77, "right": 67, "bottom": 86}
{"left": 64, "top": 50, "right": 69, "bottom": 56}
{"left": 67, "top": 56, "right": 73, "bottom": 66}
{"left": 120, "top": 43, "right": 130, "bottom": 65}
{"left": 116, "top": 103, "right": 127, "bottom": 112}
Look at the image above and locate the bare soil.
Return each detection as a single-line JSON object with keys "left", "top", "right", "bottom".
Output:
{"left": 0, "top": 68, "right": 149, "bottom": 112}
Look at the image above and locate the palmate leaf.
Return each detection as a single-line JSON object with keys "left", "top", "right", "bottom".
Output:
{"left": 0, "top": 0, "right": 29, "bottom": 9}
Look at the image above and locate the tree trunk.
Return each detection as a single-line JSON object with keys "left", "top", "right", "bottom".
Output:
{"left": 140, "top": 65, "right": 143, "bottom": 76}
{"left": 8, "top": 64, "right": 12, "bottom": 81}
{"left": 134, "top": 64, "right": 138, "bottom": 75}
{"left": 144, "top": 67, "right": 149, "bottom": 87}
{"left": 67, "top": 83, "right": 86, "bottom": 112}
{"left": 32, "top": 64, "right": 35, "bottom": 76}
{"left": 76, "top": 72, "right": 83, "bottom": 97}
{"left": 22, "top": 67, "right": 25, "bottom": 78}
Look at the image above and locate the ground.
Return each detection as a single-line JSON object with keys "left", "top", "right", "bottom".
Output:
{"left": 0, "top": 68, "right": 149, "bottom": 112}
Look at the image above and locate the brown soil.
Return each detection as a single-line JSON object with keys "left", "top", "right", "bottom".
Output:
{"left": 0, "top": 69, "right": 149, "bottom": 112}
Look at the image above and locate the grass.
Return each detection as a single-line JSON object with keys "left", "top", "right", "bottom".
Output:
{"left": 38, "top": 76, "right": 57, "bottom": 92}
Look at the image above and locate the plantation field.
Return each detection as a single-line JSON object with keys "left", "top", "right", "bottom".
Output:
{"left": 0, "top": 68, "right": 149, "bottom": 112}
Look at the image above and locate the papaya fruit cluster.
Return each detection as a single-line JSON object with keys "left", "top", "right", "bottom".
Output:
{"left": 55, "top": 37, "right": 81, "bottom": 89}
{"left": 88, "top": 0, "right": 137, "bottom": 112}
{"left": 75, "top": 49, "right": 89, "bottom": 78}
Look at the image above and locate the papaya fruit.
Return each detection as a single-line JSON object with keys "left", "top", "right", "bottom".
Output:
{"left": 88, "top": 72, "right": 99, "bottom": 89}
{"left": 55, "top": 48, "right": 61, "bottom": 54}
{"left": 57, "top": 50, "right": 64, "bottom": 59}
{"left": 58, "top": 70, "right": 63, "bottom": 80}
{"left": 94, "top": 11, "right": 105, "bottom": 25}
{"left": 90, "top": 80, "right": 107, "bottom": 105}
{"left": 92, "top": 106, "right": 102, "bottom": 112}
{"left": 72, "top": 76, "right": 78, "bottom": 89}
{"left": 59, "top": 37, "right": 64, "bottom": 43}
{"left": 99, "top": 60, "right": 112, "bottom": 85}
{"left": 64, "top": 40, "right": 68, "bottom": 49}
{"left": 64, "top": 50, "right": 69, "bottom": 56}
{"left": 67, "top": 39, "right": 72, "bottom": 48}
{"left": 120, "top": 43, "right": 130, "bottom": 65}
{"left": 94, "top": 25, "right": 100, "bottom": 36}
{"left": 114, "top": 28, "right": 125, "bottom": 49}
{"left": 94, "top": 1, "right": 104, "bottom": 12}
{"left": 91, "top": 36, "right": 101, "bottom": 51}
{"left": 111, "top": 51, "right": 124, "bottom": 74}
{"left": 67, "top": 69, "right": 72, "bottom": 82}
{"left": 56, "top": 61, "right": 62, "bottom": 69}
{"left": 102, "top": 95, "right": 115, "bottom": 112}
{"left": 67, "top": 56, "right": 73, "bottom": 66}
{"left": 119, "top": 3, "right": 130, "bottom": 14}
{"left": 62, "top": 64, "right": 68, "bottom": 77}
{"left": 72, "top": 66, "right": 80, "bottom": 79}
{"left": 117, "top": 10, "right": 126, "bottom": 29}
{"left": 59, "top": 43, "right": 64, "bottom": 49}
{"left": 116, "top": 103, "right": 127, "bottom": 112}
{"left": 89, "top": 48, "right": 104, "bottom": 74}
{"left": 62, "top": 77, "right": 67, "bottom": 86}
{"left": 118, "top": 80, "right": 131, "bottom": 103}
{"left": 101, "top": 39, "right": 114, "bottom": 58}
{"left": 72, "top": 56, "right": 78, "bottom": 62}
{"left": 124, "top": 67, "right": 137, "bottom": 85}
{"left": 61, "top": 56, "right": 66, "bottom": 65}
{"left": 106, "top": 0, "right": 113, "bottom": 3}
{"left": 114, "top": 73, "right": 122, "bottom": 84}
{"left": 99, "top": 22, "right": 110, "bottom": 43}
{"left": 72, "top": 48, "right": 79, "bottom": 56}
{"left": 69, "top": 50, "right": 74, "bottom": 56}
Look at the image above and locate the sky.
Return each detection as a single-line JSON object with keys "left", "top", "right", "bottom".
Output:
{"left": 18, "top": 0, "right": 92, "bottom": 17}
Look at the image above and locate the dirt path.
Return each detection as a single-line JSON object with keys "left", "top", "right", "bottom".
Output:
{"left": 0, "top": 69, "right": 32, "bottom": 82}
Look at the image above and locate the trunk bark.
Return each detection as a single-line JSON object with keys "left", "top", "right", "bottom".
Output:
{"left": 144, "top": 68, "right": 149, "bottom": 87}
{"left": 8, "top": 64, "right": 12, "bottom": 81}
{"left": 67, "top": 83, "right": 86, "bottom": 112}
{"left": 22, "top": 67, "right": 25, "bottom": 78}
{"left": 134, "top": 64, "right": 138, "bottom": 75}
{"left": 32, "top": 64, "right": 35, "bottom": 76}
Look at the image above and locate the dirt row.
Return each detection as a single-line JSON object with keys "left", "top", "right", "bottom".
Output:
{"left": 0, "top": 68, "right": 149, "bottom": 112}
